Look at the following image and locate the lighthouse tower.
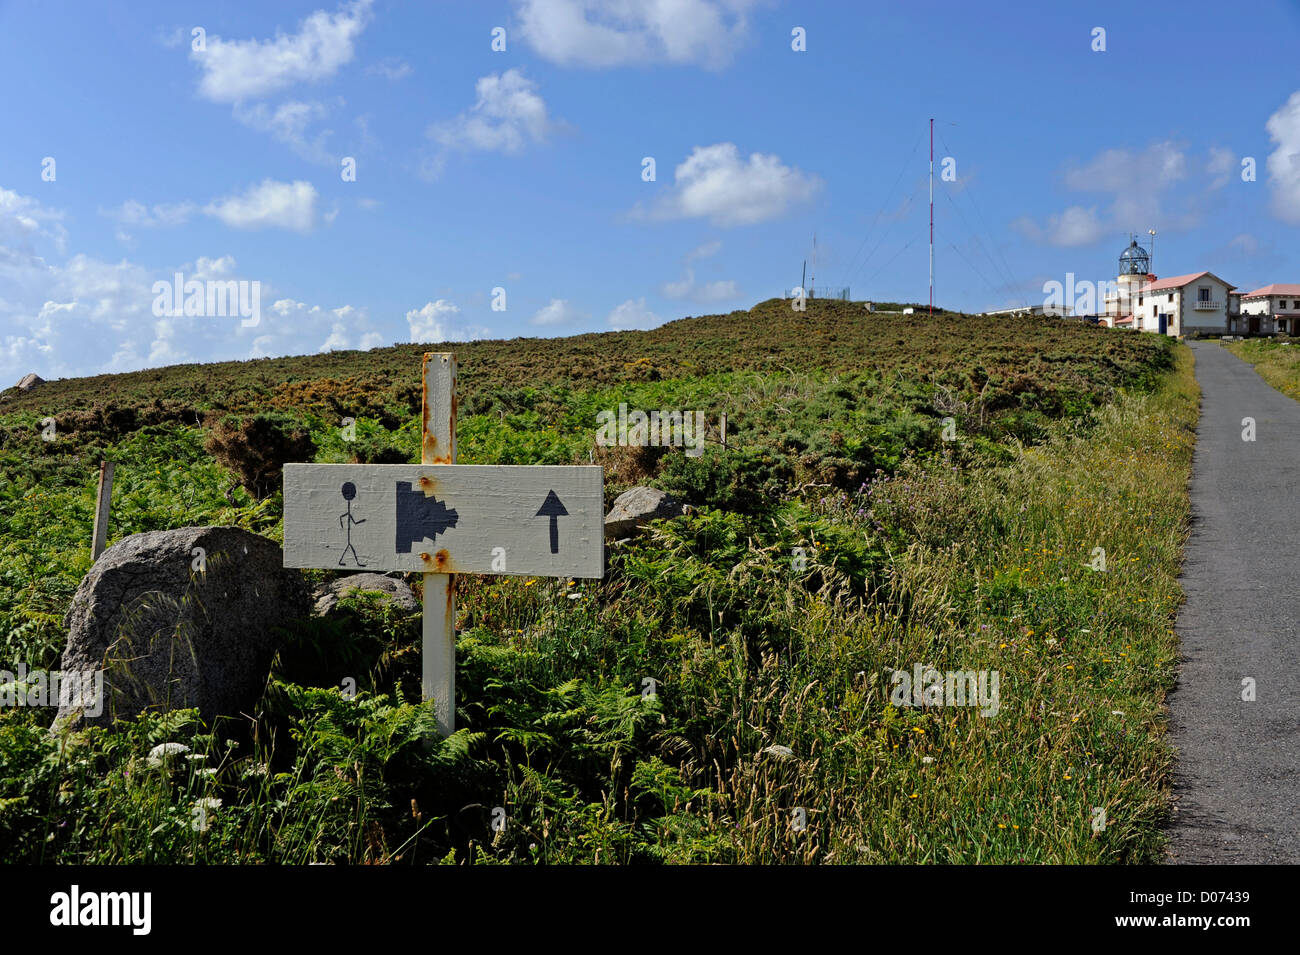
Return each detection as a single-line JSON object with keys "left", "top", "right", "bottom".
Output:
{"left": 1104, "top": 237, "right": 1154, "bottom": 326}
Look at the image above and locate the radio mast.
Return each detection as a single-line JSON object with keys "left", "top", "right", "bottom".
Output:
{"left": 929, "top": 117, "right": 934, "bottom": 316}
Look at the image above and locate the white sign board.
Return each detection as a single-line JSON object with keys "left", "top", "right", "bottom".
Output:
{"left": 283, "top": 463, "right": 604, "bottom": 578}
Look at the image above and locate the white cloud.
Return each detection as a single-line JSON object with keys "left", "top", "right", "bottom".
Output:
{"left": 1229, "top": 233, "right": 1259, "bottom": 255}
{"left": 694, "top": 278, "right": 738, "bottom": 302}
{"left": 105, "top": 199, "right": 196, "bottom": 228}
{"left": 204, "top": 179, "right": 320, "bottom": 232}
{"left": 147, "top": 317, "right": 186, "bottom": 367}
{"left": 272, "top": 298, "right": 323, "bottom": 317}
{"left": 366, "top": 57, "right": 411, "bottom": 80}
{"left": 191, "top": 0, "right": 373, "bottom": 103}
{"left": 607, "top": 297, "right": 660, "bottom": 329}
{"left": 684, "top": 239, "right": 722, "bottom": 262}
{"left": 1062, "top": 140, "right": 1192, "bottom": 231}
{"left": 0, "top": 186, "right": 391, "bottom": 383}
{"left": 232, "top": 100, "right": 338, "bottom": 163}
{"left": 1015, "top": 140, "right": 1215, "bottom": 245}
{"left": 0, "top": 187, "right": 67, "bottom": 250}
{"left": 530, "top": 298, "right": 586, "bottom": 326}
{"left": 514, "top": 0, "right": 758, "bottom": 69}
{"left": 1207, "top": 146, "right": 1235, "bottom": 189}
{"left": 659, "top": 267, "right": 738, "bottom": 303}
{"left": 407, "top": 299, "right": 457, "bottom": 341}
{"left": 425, "top": 70, "right": 559, "bottom": 176}
{"left": 1266, "top": 90, "right": 1300, "bottom": 225}
{"left": 1010, "top": 205, "right": 1106, "bottom": 248}
{"left": 0, "top": 242, "right": 178, "bottom": 381}
{"left": 241, "top": 297, "right": 381, "bottom": 356}
{"left": 192, "top": 255, "right": 237, "bottom": 279}
{"left": 660, "top": 272, "right": 694, "bottom": 299}
{"left": 320, "top": 322, "right": 350, "bottom": 352}
{"left": 632, "top": 143, "right": 821, "bottom": 227}
{"left": 158, "top": 26, "right": 188, "bottom": 50}
{"left": 1063, "top": 141, "right": 1188, "bottom": 193}
{"left": 406, "top": 300, "right": 490, "bottom": 343}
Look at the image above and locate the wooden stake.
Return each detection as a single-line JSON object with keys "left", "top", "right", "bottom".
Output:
{"left": 91, "top": 460, "right": 114, "bottom": 560}
{"left": 719, "top": 413, "right": 728, "bottom": 450}
{"left": 422, "top": 353, "right": 457, "bottom": 736}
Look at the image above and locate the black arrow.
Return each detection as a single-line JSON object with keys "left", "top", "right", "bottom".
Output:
{"left": 536, "top": 490, "right": 568, "bottom": 554}
{"left": 395, "top": 481, "right": 459, "bottom": 553}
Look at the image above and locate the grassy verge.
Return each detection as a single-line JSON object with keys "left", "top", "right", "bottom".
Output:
{"left": 1222, "top": 338, "right": 1300, "bottom": 402}
{"left": 0, "top": 344, "right": 1198, "bottom": 863}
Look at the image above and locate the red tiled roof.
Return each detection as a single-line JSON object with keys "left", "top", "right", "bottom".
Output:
{"left": 1140, "top": 271, "right": 1209, "bottom": 292}
{"left": 1241, "top": 283, "right": 1300, "bottom": 298}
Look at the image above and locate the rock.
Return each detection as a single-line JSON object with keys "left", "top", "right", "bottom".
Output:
{"left": 312, "top": 573, "right": 418, "bottom": 616}
{"left": 56, "top": 526, "right": 310, "bottom": 729}
{"left": 603, "top": 486, "right": 687, "bottom": 538}
{"left": 15, "top": 373, "right": 44, "bottom": 392}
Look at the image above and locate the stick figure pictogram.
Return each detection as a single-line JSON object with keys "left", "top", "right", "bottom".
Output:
{"left": 339, "top": 481, "right": 366, "bottom": 566}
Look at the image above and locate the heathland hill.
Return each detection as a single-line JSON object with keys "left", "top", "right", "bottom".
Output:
{"left": 0, "top": 297, "right": 1188, "bottom": 864}
{"left": 2, "top": 298, "right": 1168, "bottom": 422}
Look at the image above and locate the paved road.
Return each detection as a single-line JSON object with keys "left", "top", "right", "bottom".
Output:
{"left": 1166, "top": 341, "right": 1300, "bottom": 863}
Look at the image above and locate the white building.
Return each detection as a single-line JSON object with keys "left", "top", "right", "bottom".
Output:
{"left": 981, "top": 304, "right": 1074, "bottom": 318}
{"left": 1133, "top": 271, "right": 1237, "bottom": 337}
{"left": 1238, "top": 284, "right": 1300, "bottom": 335}
{"left": 1095, "top": 239, "right": 1246, "bottom": 337}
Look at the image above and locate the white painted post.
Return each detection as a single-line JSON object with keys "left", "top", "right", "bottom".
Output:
{"left": 719, "top": 412, "right": 727, "bottom": 450}
{"left": 422, "top": 353, "right": 457, "bottom": 735}
{"left": 91, "top": 460, "right": 114, "bottom": 560}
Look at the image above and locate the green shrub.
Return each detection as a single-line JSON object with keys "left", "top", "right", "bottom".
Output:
{"left": 203, "top": 412, "right": 315, "bottom": 499}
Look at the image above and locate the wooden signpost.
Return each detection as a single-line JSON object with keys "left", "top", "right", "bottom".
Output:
{"left": 91, "top": 460, "right": 114, "bottom": 560}
{"left": 282, "top": 464, "right": 603, "bottom": 576}
{"left": 283, "top": 353, "right": 604, "bottom": 735}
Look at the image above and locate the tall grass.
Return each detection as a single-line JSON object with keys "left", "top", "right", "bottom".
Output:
{"left": 571, "top": 345, "right": 1198, "bottom": 863}
{"left": 1223, "top": 338, "right": 1300, "bottom": 402}
{"left": 0, "top": 302, "right": 1191, "bottom": 864}
{"left": 0, "top": 346, "right": 1197, "bottom": 863}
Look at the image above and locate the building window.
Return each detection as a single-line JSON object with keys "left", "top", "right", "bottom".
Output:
{"left": 1198, "top": 287, "right": 1211, "bottom": 303}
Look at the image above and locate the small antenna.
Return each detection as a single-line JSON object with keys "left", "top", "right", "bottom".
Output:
{"left": 810, "top": 232, "right": 817, "bottom": 298}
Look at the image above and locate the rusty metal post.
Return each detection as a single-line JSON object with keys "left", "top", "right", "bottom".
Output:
{"left": 422, "top": 354, "right": 457, "bottom": 735}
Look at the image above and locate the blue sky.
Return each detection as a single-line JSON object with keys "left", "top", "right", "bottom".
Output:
{"left": 3, "top": 0, "right": 1299, "bottom": 383}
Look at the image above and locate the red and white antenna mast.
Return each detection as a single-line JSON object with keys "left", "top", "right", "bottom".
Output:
{"left": 929, "top": 117, "right": 934, "bottom": 316}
